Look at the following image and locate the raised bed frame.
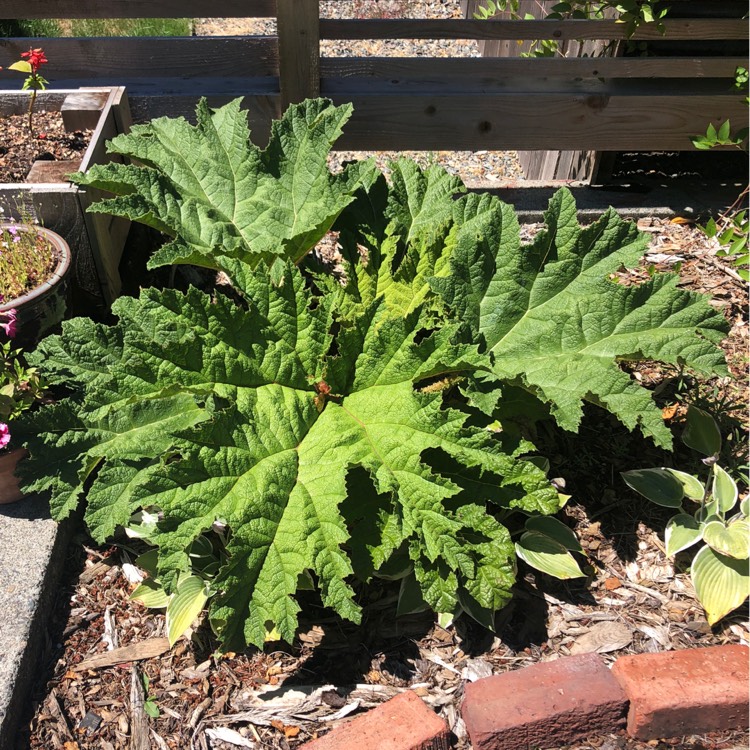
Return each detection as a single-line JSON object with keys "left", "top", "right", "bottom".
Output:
{"left": 0, "top": 87, "right": 131, "bottom": 307}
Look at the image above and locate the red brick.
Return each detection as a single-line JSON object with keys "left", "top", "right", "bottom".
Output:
{"left": 461, "top": 653, "right": 628, "bottom": 750}
{"left": 611, "top": 645, "right": 749, "bottom": 740}
{"left": 298, "top": 690, "right": 450, "bottom": 750}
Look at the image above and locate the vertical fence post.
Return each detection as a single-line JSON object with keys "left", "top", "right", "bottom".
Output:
{"left": 277, "top": 0, "right": 320, "bottom": 112}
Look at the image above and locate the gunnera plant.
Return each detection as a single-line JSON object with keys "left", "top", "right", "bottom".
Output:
{"left": 15, "top": 98, "right": 729, "bottom": 650}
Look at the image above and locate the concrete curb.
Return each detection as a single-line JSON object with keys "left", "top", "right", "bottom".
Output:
{"left": 0, "top": 495, "right": 73, "bottom": 750}
{"left": 298, "top": 646, "right": 748, "bottom": 750}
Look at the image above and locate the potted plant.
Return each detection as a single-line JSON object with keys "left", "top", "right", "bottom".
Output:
{"left": 0, "top": 309, "right": 48, "bottom": 505}
{"left": 0, "top": 213, "right": 66, "bottom": 504}
{"left": 0, "top": 218, "right": 72, "bottom": 347}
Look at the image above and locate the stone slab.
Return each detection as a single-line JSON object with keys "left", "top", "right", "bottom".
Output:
{"left": 462, "top": 653, "right": 628, "bottom": 750}
{"left": 611, "top": 645, "right": 750, "bottom": 740}
{"left": 0, "top": 494, "right": 71, "bottom": 750}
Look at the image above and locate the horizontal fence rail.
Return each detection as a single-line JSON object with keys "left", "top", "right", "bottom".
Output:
{"left": 0, "top": 0, "right": 746, "bottom": 153}
{"left": 318, "top": 18, "right": 749, "bottom": 41}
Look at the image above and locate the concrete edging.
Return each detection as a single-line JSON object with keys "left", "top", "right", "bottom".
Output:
{"left": 0, "top": 496, "right": 74, "bottom": 750}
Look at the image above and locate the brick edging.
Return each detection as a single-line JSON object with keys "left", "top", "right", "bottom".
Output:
{"left": 297, "top": 645, "right": 748, "bottom": 750}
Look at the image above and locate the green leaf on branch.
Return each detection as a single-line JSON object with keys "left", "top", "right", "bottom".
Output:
{"left": 683, "top": 405, "right": 722, "bottom": 457}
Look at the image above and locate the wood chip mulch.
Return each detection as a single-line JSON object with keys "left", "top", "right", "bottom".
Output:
{"left": 15, "top": 218, "right": 749, "bottom": 750}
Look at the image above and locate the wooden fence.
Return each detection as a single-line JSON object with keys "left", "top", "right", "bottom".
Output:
{"left": 1, "top": 0, "right": 747, "bottom": 154}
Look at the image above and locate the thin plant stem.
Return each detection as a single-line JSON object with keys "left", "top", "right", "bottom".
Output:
{"left": 27, "top": 87, "right": 37, "bottom": 138}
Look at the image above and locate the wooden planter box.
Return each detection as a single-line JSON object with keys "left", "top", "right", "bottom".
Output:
{"left": 0, "top": 87, "right": 131, "bottom": 308}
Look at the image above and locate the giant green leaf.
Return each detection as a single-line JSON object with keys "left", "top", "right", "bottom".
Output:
{"left": 432, "top": 188, "right": 729, "bottom": 447}
{"left": 318, "top": 159, "right": 467, "bottom": 319}
{"left": 20, "top": 261, "right": 557, "bottom": 650}
{"left": 72, "top": 98, "right": 375, "bottom": 271}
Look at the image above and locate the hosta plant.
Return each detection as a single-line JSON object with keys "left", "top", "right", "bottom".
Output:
{"left": 16, "top": 98, "right": 730, "bottom": 651}
{"left": 622, "top": 406, "right": 749, "bottom": 625}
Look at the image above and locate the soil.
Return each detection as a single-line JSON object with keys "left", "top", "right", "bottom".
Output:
{"left": 15, "top": 218, "right": 750, "bottom": 750}
{"left": 0, "top": 110, "right": 91, "bottom": 184}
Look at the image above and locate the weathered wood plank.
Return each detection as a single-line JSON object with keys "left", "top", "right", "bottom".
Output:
{"left": 321, "top": 56, "right": 746, "bottom": 81}
{"left": 323, "top": 75, "right": 617, "bottom": 96}
{"left": 47, "top": 77, "right": 278, "bottom": 97}
{"left": 0, "top": 37, "right": 279, "bottom": 80}
{"left": 326, "top": 92, "right": 748, "bottom": 151}
{"left": 127, "top": 94, "right": 279, "bottom": 146}
{"left": 78, "top": 87, "right": 131, "bottom": 302}
{"left": 277, "top": 0, "right": 320, "bottom": 110}
{"left": 0, "top": 0, "right": 276, "bottom": 19}
{"left": 319, "top": 18, "right": 748, "bottom": 41}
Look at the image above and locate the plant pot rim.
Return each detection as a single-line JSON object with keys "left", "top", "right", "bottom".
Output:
{"left": 0, "top": 446, "right": 28, "bottom": 504}
{"left": 0, "top": 224, "right": 71, "bottom": 313}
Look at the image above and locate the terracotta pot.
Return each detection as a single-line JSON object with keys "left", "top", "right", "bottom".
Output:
{"left": 0, "top": 448, "right": 28, "bottom": 504}
{"left": 0, "top": 224, "right": 71, "bottom": 347}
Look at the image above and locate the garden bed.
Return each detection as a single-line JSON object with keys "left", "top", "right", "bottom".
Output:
{"left": 0, "top": 87, "right": 131, "bottom": 308}
{"left": 15, "top": 217, "right": 749, "bottom": 750}
{"left": 0, "top": 110, "right": 91, "bottom": 184}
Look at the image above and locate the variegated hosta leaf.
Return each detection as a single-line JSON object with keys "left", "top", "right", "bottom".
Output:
{"left": 666, "top": 469, "right": 705, "bottom": 502}
{"left": 432, "top": 188, "right": 729, "bottom": 447}
{"left": 621, "top": 468, "right": 685, "bottom": 508}
{"left": 515, "top": 531, "right": 586, "bottom": 579}
{"left": 665, "top": 513, "right": 703, "bottom": 556}
{"left": 691, "top": 545, "right": 749, "bottom": 625}
{"left": 702, "top": 519, "right": 750, "bottom": 560}
{"left": 712, "top": 464, "right": 738, "bottom": 513}
{"left": 20, "top": 261, "right": 557, "bottom": 651}
{"left": 72, "top": 98, "right": 375, "bottom": 271}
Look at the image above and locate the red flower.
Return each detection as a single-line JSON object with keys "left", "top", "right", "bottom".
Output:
{"left": 21, "top": 47, "right": 48, "bottom": 74}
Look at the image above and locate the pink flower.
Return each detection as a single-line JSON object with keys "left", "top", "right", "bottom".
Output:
{"left": 0, "top": 309, "right": 17, "bottom": 339}
{"left": 0, "top": 423, "right": 10, "bottom": 449}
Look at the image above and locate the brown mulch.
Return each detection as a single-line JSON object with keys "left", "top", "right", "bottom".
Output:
{"left": 15, "top": 218, "right": 749, "bottom": 750}
{"left": 0, "top": 110, "right": 91, "bottom": 184}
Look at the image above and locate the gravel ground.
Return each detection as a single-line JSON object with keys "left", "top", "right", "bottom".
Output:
{"left": 194, "top": 1, "right": 525, "bottom": 182}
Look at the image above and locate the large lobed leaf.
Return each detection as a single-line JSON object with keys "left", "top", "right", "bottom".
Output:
{"left": 20, "top": 261, "right": 557, "bottom": 650}
{"left": 72, "top": 98, "right": 375, "bottom": 271}
{"left": 432, "top": 188, "right": 729, "bottom": 447}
